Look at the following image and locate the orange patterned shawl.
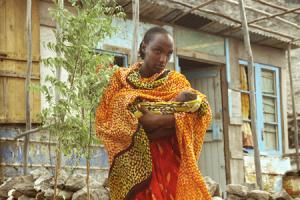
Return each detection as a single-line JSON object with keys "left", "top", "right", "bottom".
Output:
{"left": 95, "top": 63, "right": 212, "bottom": 200}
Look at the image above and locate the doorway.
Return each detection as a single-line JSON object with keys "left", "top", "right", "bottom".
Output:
{"left": 178, "top": 57, "right": 226, "bottom": 191}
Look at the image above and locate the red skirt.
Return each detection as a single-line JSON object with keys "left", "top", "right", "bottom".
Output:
{"left": 134, "top": 134, "right": 181, "bottom": 200}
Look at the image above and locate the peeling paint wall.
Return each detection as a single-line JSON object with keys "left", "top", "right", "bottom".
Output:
{"left": 175, "top": 27, "right": 224, "bottom": 56}
{"left": 244, "top": 155, "right": 291, "bottom": 192}
{"left": 0, "top": 127, "right": 109, "bottom": 182}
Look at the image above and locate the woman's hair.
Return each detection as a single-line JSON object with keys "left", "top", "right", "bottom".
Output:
{"left": 138, "top": 26, "right": 170, "bottom": 59}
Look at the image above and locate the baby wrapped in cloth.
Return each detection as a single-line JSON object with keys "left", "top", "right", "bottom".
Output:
{"left": 133, "top": 90, "right": 209, "bottom": 118}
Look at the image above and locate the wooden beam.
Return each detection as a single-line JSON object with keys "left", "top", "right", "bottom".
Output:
{"left": 24, "top": 0, "right": 33, "bottom": 175}
{"left": 170, "top": 0, "right": 216, "bottom": 23}
{"left": 287, "top": 43, "right": 300, "bottom": 171}
{"left": 238, "top": 0, "right": 263, "bottom": 189}
{"left": 255, "top": 0, "right": 300, "bottom": 15}
{"left": 0, "top": 71, "right": 40, "bottom": 80}
{"left": 202, "top": 9, "right": 294, "bottom": 40}
{"left": 249, "top": 7, "right": 300, "bottom": 25}
{"left": 220, "top": 64, "right": 232, "bottom": 184}
{"left": 167, "top": 0, "right": 296, "bottom": 41}
{"left": 221, "top": 0, "right": 300, "bottom": 29}
{"left": 130, "top": 0, "right": 139, "bottom": 65}
{"left": 222, "top": 7, "right": 300, "bottom": 34}
{"left": 197, "top": 21, "right": 218, "bottom": 31}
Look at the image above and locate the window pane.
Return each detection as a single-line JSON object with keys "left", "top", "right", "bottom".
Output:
{"left": 242, "top": 122, "right": 253, "bottom": 148}
{"left": 263, "top": 96, "right": 276, "bottom": 123}
{"left": 240, "top": 65, "right": 249, "bottom": 90}
{"left": 241, "top": 93, "right": 250, "bottom": 120}
{"left": 114, "top": 55, "right": 127, "bottom": 67}
{"left": 262, "top": 69, "right": 275, "bottom": 95}
{"left": 263, "top": 124, "right": 277, "bottom": 150}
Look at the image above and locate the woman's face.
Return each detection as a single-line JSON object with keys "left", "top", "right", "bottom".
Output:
{"left": 142, "top": 33, "right": 174, "bottom": 75}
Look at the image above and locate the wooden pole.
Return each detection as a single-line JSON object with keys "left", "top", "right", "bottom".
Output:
{"left": 53, "top": 1, "right": 63, "bottom": 199}
{"left": 238, "top": 0, "right": 263, "bottom": 189}
{"left": 130, "top": 0, "right": 139, "bottom": 65}
{"left": 24, "top": 0, "right": 32, "bottom": 175}
{"left": 287, "top": 43, "right": 300, "bottom": 171}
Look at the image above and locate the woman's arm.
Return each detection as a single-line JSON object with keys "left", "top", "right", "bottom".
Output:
{"left": 138, "top": 108, "right": 175, "bottom": 133}
{"left": 147, "top": 127, "right": 176, "bottom": 141}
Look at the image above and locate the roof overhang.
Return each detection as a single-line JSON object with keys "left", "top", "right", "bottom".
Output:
{"left": 118, "top": 0, "right": 300, "bottom": 49}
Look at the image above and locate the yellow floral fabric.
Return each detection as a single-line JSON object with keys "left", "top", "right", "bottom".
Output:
{"left": 95, "top": 62, "right": 212, "bottom": 200}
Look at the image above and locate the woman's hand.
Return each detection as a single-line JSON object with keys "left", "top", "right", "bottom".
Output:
{"left": 138, "top": 107, "right": 176, "bottom": 133}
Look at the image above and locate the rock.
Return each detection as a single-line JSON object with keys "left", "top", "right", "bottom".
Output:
{"left": 55, "top": 189, "right": 73, "bottom": 200}
{"left": 35, "top": 192, "right": 45, "bottom": 200}
{"left": 65, "top": 174, "right": 86, "bottom": 192}
{"left": 89, "top": 180, "right": 102, "bottom": 189}
{"left": 42, "top": 188, "right": 73, "bottom": 200}
{"left": 34, "top": 173, "right": 52, "bottom": 191}
{"left": 43, "top": 188, "right": 54, "bottom": 200}
{"left": 205, "top": 176, "right": 221, "bottom": 197}
{"left": 212, "top": 197, "right": 224, "bottom": 200}
{"left": 226, "top": 194, "right": 245, "bottom": 200}
{"left": 8, "top": 189, "right": 18, "bottom": 198}
{"left": 247, "top": 190, "right": 270, "bottom": 200}
{"left": 0, "top": 175, "right": 33, "bottom": 198}
{"left": 14, "top": 182, "right": 37, "bottom": 198}
{"left": 50, "top": 170, "right": 68, "bottom": 189}
{"left": 30, "top": 168, "right": 52, "bottom": 180}
{"left": 271, "top": 190, "right": 293, "bottom": 200}
{"left": 18, "top": 195, "right": 35, "bottom": 200}
{"left": 226, "top": 184, "right": 248, "bottom": 197}
{"left": 72, "top": 186, "right": 109, "bottom": 200}
{"left": 102, "top": 178, "right": 108, "bottom": 189}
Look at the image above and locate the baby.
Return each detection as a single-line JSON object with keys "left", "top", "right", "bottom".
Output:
{"left": 172, "top": 90, "right": 198, "bottom": 102}
{"left": 133, "top": 90, "right": 199, "bottom": 118}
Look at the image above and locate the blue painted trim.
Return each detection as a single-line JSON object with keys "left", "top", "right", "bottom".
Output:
{"left": 225, "top": 39, "right": 233, "bottom": 118}
{"left": 228, "top": 89, "right": 232, "bottom": 118}
{"left": 182, "top": 70, "right": 218, "bottom": 79}
{"left": 124, "top": 56, "right": 128, "bottom": 67}
{"left": 225, "top": 38, "right": 231, "bottom": 83}
{"left": 274, "top": 67, "right": 282, "bottom": 155}
{"left": 175, "top": 56, "right": 181, "bottom": 72}
{"left": 239, "top": 60, "right": 249, "bottom": 66}
{"left": 255, "top": 65, "right": 265, "bottom": 152}
{"left": 239, "top": 60, "right": 282, "bottom": 156}
{"left": 212, "top": 123, "right": 222, "bottom": 140}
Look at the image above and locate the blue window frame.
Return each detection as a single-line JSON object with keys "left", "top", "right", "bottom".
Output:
{"left": 239, "top": 60, "right": 282, "bottom": 155}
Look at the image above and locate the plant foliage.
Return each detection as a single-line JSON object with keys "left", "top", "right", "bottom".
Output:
{"left": 41, "top": 0, "right": 124, "bottom": 159}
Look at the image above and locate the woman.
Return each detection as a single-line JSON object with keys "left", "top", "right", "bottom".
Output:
{"left": 95, "top": 27, "right": 212, "bottom": 200}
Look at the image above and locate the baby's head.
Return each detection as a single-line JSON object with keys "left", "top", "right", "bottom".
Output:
{"left": 173, "top": 90, "right": 197, "bottom": 102}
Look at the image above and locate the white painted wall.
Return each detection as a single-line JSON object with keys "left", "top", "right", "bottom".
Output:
{"left": 287, "top": 48, "right": 300, "bottom": 113}
{"left": 98, "top": 18, "right": 174, "bottom": 62}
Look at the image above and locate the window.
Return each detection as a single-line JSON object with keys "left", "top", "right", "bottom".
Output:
{"left": 239, "top": 61, "right": 282, "bottom": 155}
{"left": 113, "top": 53, "right": 128, "bottom": 67}
{"left": 96, "top": 49, "right": 128, "bottom": 67}
{"left": 240, "top": 66, "right": 253, "bottom": 148}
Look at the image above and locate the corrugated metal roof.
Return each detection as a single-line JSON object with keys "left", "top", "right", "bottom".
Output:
{"left": 118, "top": 0, "right": 300, "bottom": 49}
